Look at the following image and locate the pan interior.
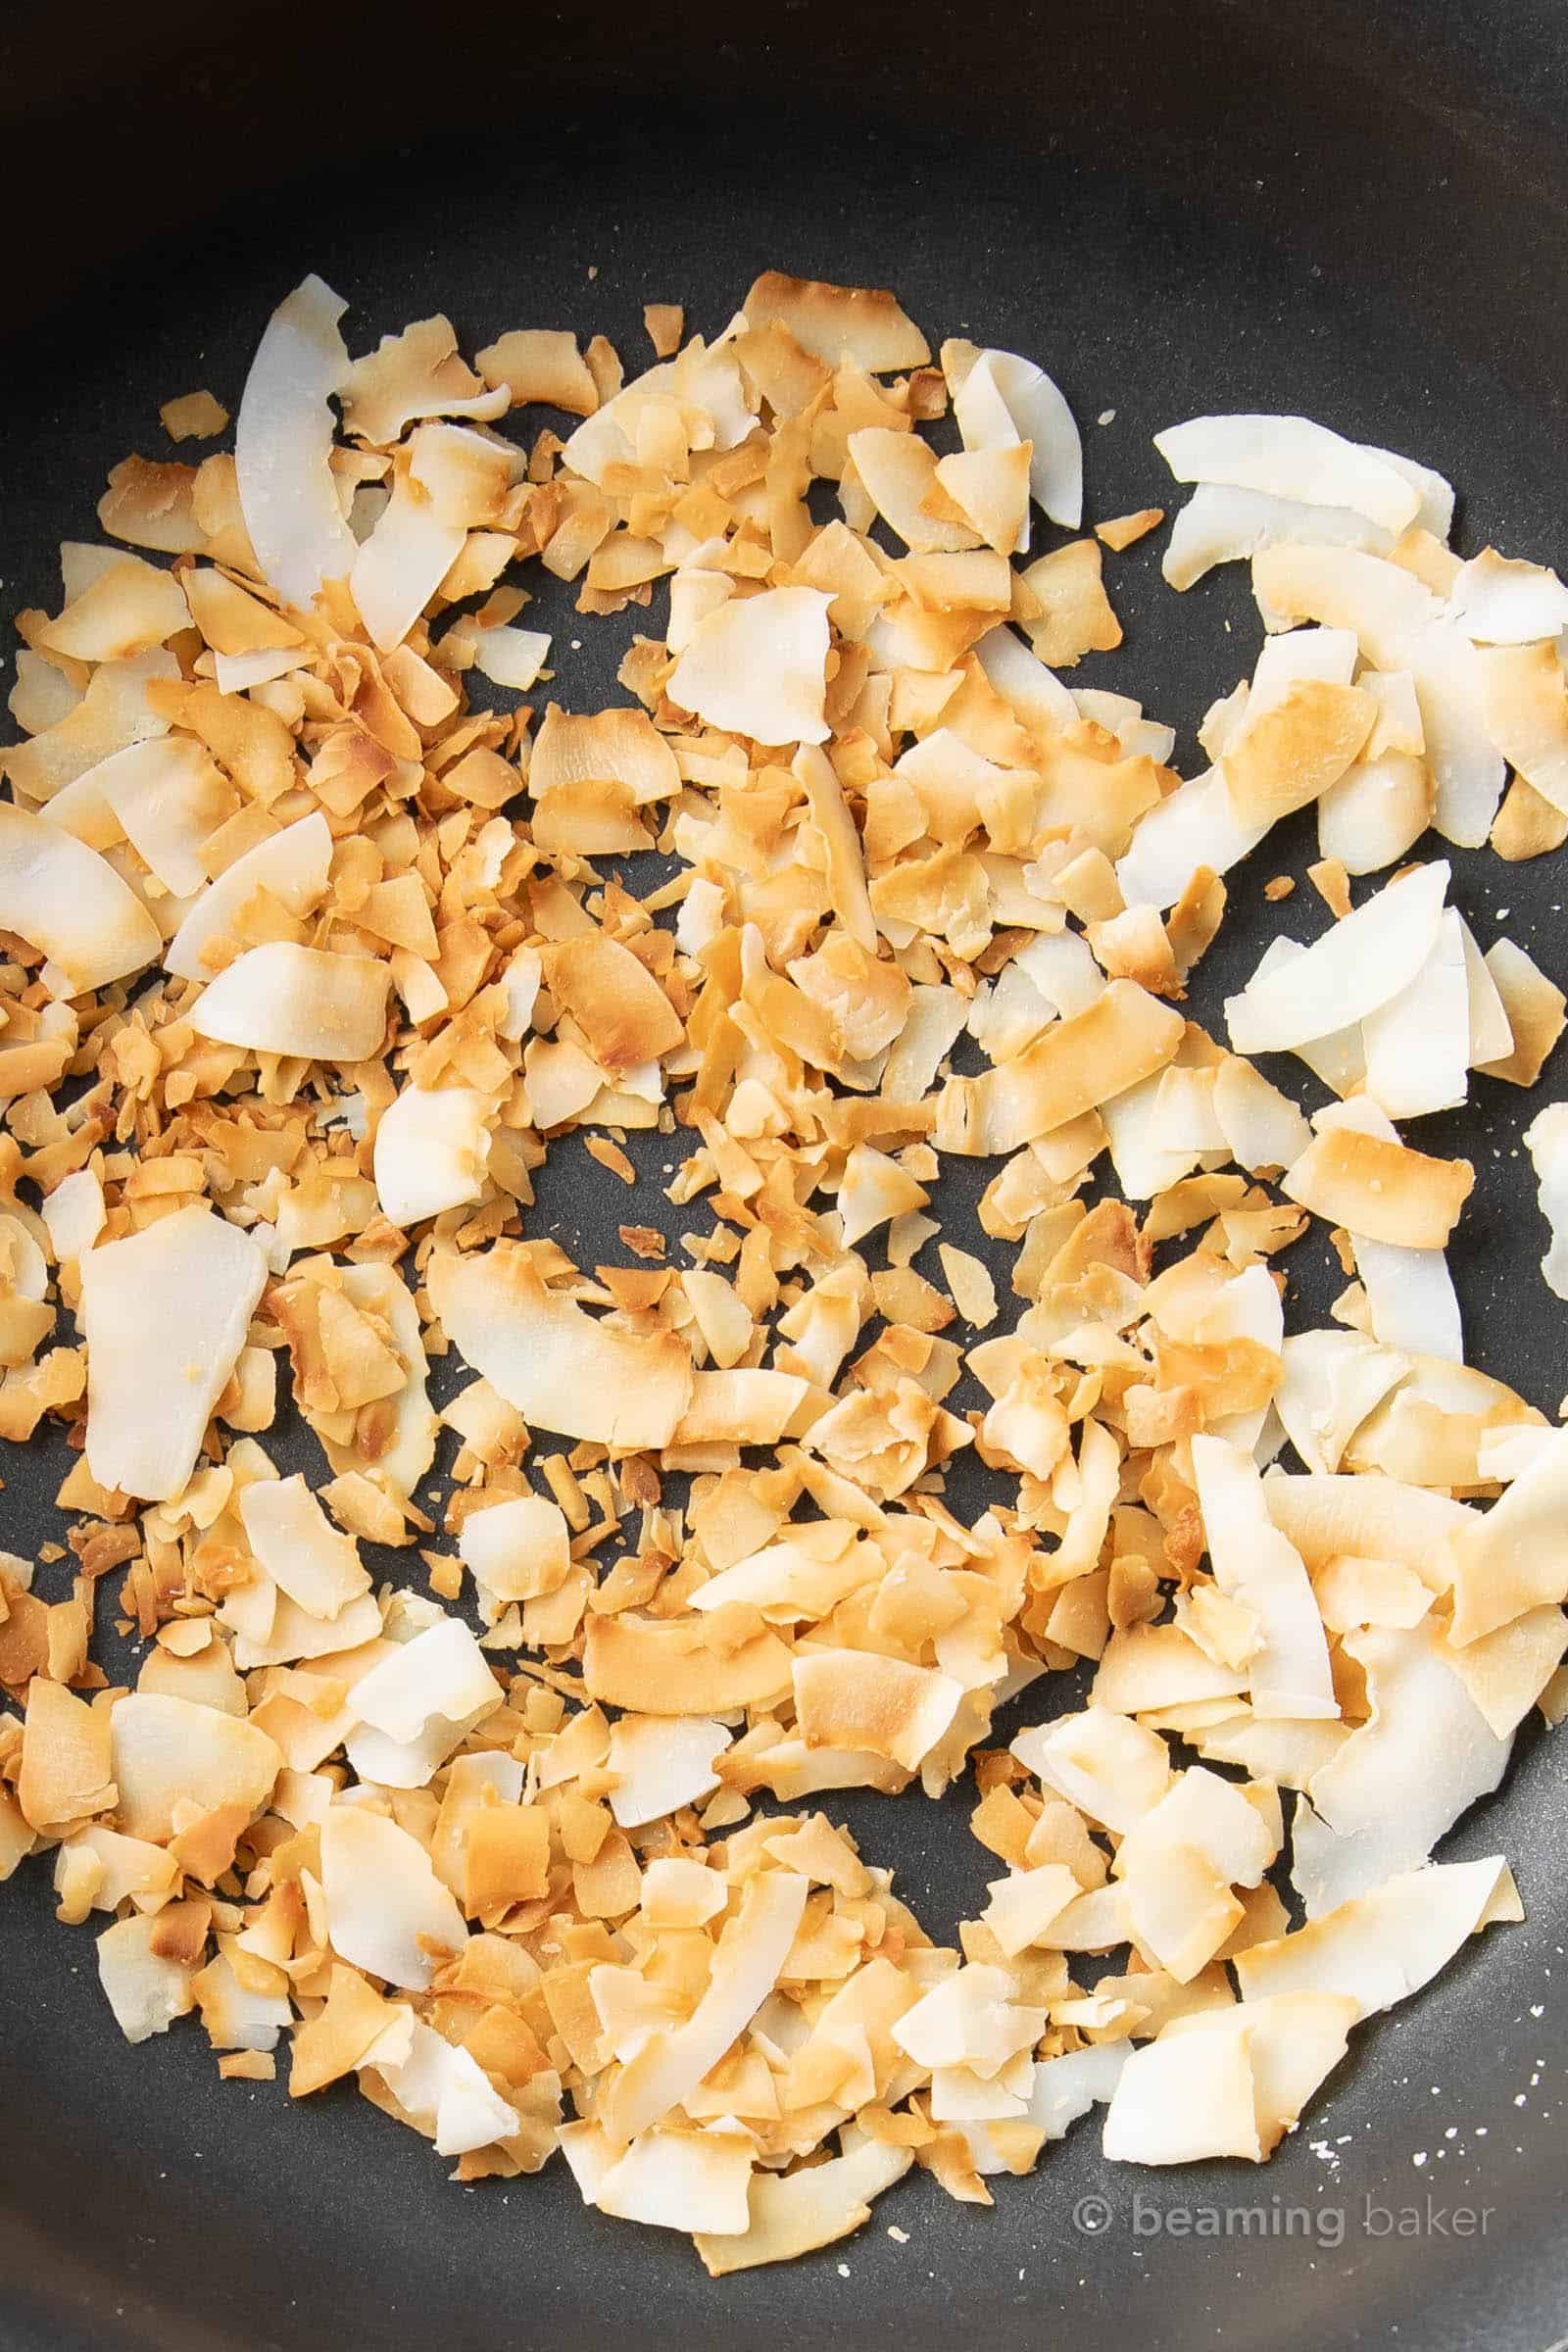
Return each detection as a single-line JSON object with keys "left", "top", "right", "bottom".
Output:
{"left": 2, "top": 25, "right": 1568, "bottom": 2350}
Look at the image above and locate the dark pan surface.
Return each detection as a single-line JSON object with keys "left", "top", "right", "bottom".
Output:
{"left": 2, "top": 5, "right": 1568, "bottom": 2346}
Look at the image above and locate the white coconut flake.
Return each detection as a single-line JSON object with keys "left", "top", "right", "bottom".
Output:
{"left": 165, "top": 811, "right": 333, "bottom": 982}
{"left": 1225, "top": 859, "right": 1447, "bottom": 1056}
{"left": 373, "top": 1085, "right": 492, "bottom": 1226}
{"left": 1447, "top": 550, "right": 1568, "bottom": 645}
{"left": 666, "top": 588, "right": 832, "bottom": 746}
{"left": 978, "top": 351, "right": 1083, "bottom": 530}
{"left": 235, "top": 274, "right": 359, "bottom": 610}
{"left": 1291, "top": 1624, "right": 1510, "bottom": 1915}
{"left": 81, "top": 1205, "right": 268, "bottom": 1501}
{"left": 0, "top": 802, "right": 161, "bottom": 998}
{"left": 348, "top": 1617, "right": 500, "bottom": 1747}
{"left": 1117, "top": 767, "right": 1270, "bottom": 913}
{"left": 1163, "top": 482, "right": 1393, "bottom": 591}
{"left": 1155, "top": 416, "right": 1421, "bottom": 535}
{"left": 319, "top": 1804, "right": 467, "bottom": 1989}
{"left": 1525, "top": 1104, "right": 1568, "bottom": 1298}
{"left": 1190, "top": 1434, "right": 1338, "bottom": 1720}
{"left": 1236, "top": 1856, "right": 1520, "bottom": 2015}
{"left": 1362, "top": 908, "right": 1470, "bottom": 1121}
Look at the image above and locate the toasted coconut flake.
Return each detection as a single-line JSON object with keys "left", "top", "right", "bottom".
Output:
{"left": 543, "top": 935, "right": 683, "bottom": 1068}
{"left": 0, "top": 802, "right": 161, "bottom": 996}
{"left": 531, "top": 705, "right": 680, "bottom": 807}
{"left": 474, "top": 328, "right": 599, "bottom": 414}
{"left": 586, "top": 1613, "right": 791, "bottom": 1715}
{"left": 162, "top": 389, "right": 229, "bottom": 442}
{"left": 112, "top": 1691, "right": 279, "bottom": 1843}
{"left": 1250, "top": 545, "right": 1503, "bottom": 846}
{"left": 696, "top": 2134, "right": 911, "bottom": 2276}
{"left": 936, "top": 981, "right": 1183, "bottom": 1155}
{"left": 1478, "top": 642, "right": 1568, "bottom": 815}
{"left": 743, "top": 273, "right": 930, "bottom": 371}
{"left": 465, "top": 623, "right": 551, "bottom": 691}
{"left": 82, "top": 1204, "right": 267, "bottom": 1499}
{"left": 666, "top": 588, "right": 832, "bottom": 746}
{"left": 235, "top": 274, "right": 359, "bottom": 607}
{"left": 189, "top": 943, "right": 391, "bottom": 1061}
{"left": 1017, "top": 541, "right": 1121, "bottom": 669}
{"left": 339, "top": 314, "right": 509, "bottom": 444}
{"left": 430, "top": 1247, "right": 692, "bottom": 1449}
{"left": 1097, "top": 509, "right": 1164, "bottom": 553}
{"left": 1235, "top": 1856, "right": 1519, "bottom": 2014}
{"left": 794, "top": 1650, "right": 963, "bottom": 1772}
{"left": 19, "top": 1678, "right": 116, "bottom": 1834}
{"left": 1477, "top": 937, "right": 1565, "bottom": 1086}
{"left": 936, "top": 447, "right": 1032, "bottom": 557}
{"left": 602, "top": 1869, "right": 808, "bottom": 2140}
{"left": 1102, "top": 2023, "right": 1262, "bottom": 2163}
{"left": 1012, "top": 1710, "right": 1171, "bottom": 1835}
{"left": 1446, "top": 1426, "right": 1568, "bottom": 1645}
{"left": 848, "top": 429, "right": 979, "bottom": 557}
{"left": 939, "top": 1245, "right": 997, "bottom": 1328}
{"left": 67, "top": 734, "right": 239, "bottom": 899}
{"left": 97, "top": 1913, "right": 196, "bottom": 2044}
{"left": 1223, "top": 677, "right": 1375, "bottom": 827}
{"left": 673, "top": 1370, "right": 811, "bottom": 1447}
{"left": 1283, "top": 1124, "right": 1472, "bottom": 1250}
{"left": 591, "top": 2124, "right": 754, "bottom": 2237}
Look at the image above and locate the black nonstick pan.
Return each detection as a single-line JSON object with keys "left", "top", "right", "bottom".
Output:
{"left": 2, "top": 3, "right": 1567, "bottom": 2347}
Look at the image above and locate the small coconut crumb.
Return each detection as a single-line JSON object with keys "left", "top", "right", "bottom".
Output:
{"left": 161, "top": 389, "right": 230, "bottom": 442}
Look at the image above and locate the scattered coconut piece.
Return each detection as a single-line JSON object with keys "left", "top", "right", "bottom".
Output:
{"left": 667, "top": 588, "right": 832, "bottom": 745}
{"left": 81, "top": 1205, "right": 268, "bottom": 1500}
{"left": 235, "top": 274, "right": 360, "bottom": 608}
{"left": 430, "top": 1247, "right": 692, "bottom": 1449}
{"left": 319, "top": 1804, "right": 467, "bottom": 1989}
